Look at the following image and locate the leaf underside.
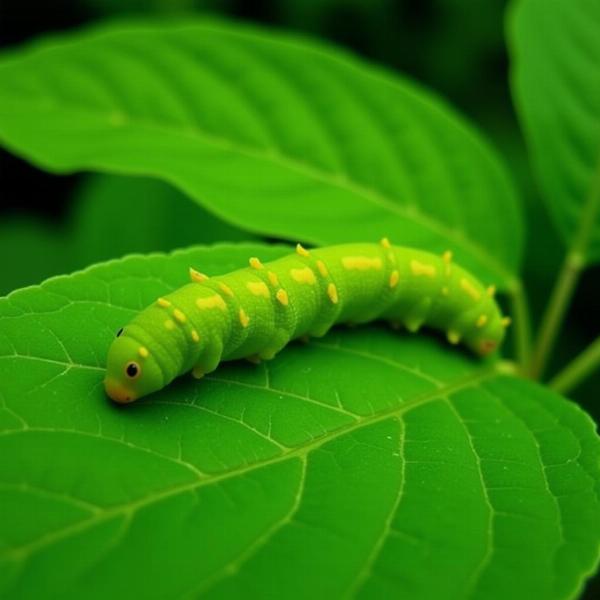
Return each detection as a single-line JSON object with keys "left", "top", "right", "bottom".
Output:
{"left": 0, "top": 244, "right": 598, "bottom": 599}
{"left": 0, "top": 19, "right": 522, "bottom": 287}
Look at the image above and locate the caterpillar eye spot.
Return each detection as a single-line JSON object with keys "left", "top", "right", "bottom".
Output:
{"left": 125, "top": 362, "right": 141, "bottom": 379}
{"left": 116, "top": 328, "right": 124, "bottom": 337}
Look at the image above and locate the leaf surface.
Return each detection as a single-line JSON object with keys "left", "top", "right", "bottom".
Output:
{"left": 0, "top": 244, "right": 598, "bottom": 599}
{"left": 0, "top": 19, "right": 522, "bottom": 287}
{"left": 509, "top": 0, "right": 600, "bottom": 263}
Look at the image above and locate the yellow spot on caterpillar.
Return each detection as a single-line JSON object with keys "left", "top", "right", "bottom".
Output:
{"left": 192, "top": 366, "right": 204, "bottom": 379}
{"left": 380, "top": 237, "right": 391, "bottom": 249}
{"left": 219, "top": 282, "right": 234, "bottom": 297}
{"left": 296, "top": 243, "right": 310, "bottom": 257}
{"left": 276, "top": 289, "right": 289, "bottom": 306}
{"left": 327, "top": 283, "right": 338, "bottom": 304}
{"left": 267, "top": 271, "right": 279, "bottom": 287}
{"left": 447, "top": 330, "right": 461, "bottom": 345}
{"left": 239, "top": 308, "right": 250, "bottom": 327}
{"left": 501, "top": 317, "right": 512, "bottom": 327}
{"left": 405, "top": 319, "right": 422, "bottom": 333}
{"left": 476, "top": 314, "right": 488, "bottom": 328}
{"left": 138, "top": 346, "right": 149, "bottom": 358}
{"left": 460, "top": 278, "right": 481, "bottom": 301}
{"left": 487, "top": 285, "right": 496, "bottom": 298}
{"left": 441, "top": 287, "right": 449, "bottom": 296}
{"left": 341, "top": 256, "right": 383, "bottom": 270}
{"left": 164, "top": 319, "right": 175, "bottom": 330}
{"left": 442, "top": 250, "right": 452, "bottom": 276}
{"left": 189, "top": 267, "right": 208, "bottom": 283}
{"left": 157, "top": 298, "right": 171, "bottom": 308}
{"left": 196, "top": 295, "right": 227, "bottom": 311}
{"left": 191, "top": 330, "right": 200, "bottom": 343}
{"left": 249, "top": 257, "right": 263, "bottom": 270}
{"left": 247, "top": 281, "right": 270, "bottom": 297}
{"left": 108, "top": 111, "right": 126, "bottom": 127}
{"left": 291, "top": 267, "right": 316, "bottom": 284}
{"left": 410, "top": 260, "right": 436, "bottom": 277}
{"left": 389, "top": 270, "right": 399, "bottom": 288}
{"left": 316, "top": 260, "right": 328, "bottom": 277}
{"left": 174, "top": 309, "right": 186, "bottom": 323}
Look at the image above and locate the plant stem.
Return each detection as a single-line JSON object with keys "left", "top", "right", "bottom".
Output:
{"left": 529, "top": 251, "right": 584, "bottom": 379}
{"left": 508, "top": 280, "right": 532, "bottom": 374}
{"left": 529, "top": 162, "right": 600, "bottom": 380}
{"left": 550, "top": 336, "right": 600, "bottom": 395}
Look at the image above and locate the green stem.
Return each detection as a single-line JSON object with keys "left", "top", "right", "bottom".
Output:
{"left": 529, "top": 251, "right": 584, "bottom": 379}
{"left": 549, "top": 336, "right": 600, "bottom": 395}
{"left": 529, "top": 161, "right": 600, "bottom": 380}
{"left": 508, "top": 280, "right": 532, "bottom": 374}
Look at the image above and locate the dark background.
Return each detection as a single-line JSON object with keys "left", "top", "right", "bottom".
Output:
{"left": 1, "top": 1, "right": 599, "bottom": 596}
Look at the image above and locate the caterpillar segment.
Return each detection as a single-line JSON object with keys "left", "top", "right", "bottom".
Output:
{"left": 104, "top": 242, "right": 508, "bottom": 403}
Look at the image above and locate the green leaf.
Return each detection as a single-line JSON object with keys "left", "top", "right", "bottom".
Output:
{"left": 0, "top": 218, "right": 74, "bottom": 297}
{"left": 509, "top": 0, "right": 600, "bottom": 264}
{"left": 71, "top": 174, "right": 257, "bottom": 265}
{"left": 0, "top": 19, "right": 522, "bottom": 289}
{"left": 0, "top": 174, "right": 254, "bottom": 297}
{"left": 1, "top": 244, "right": 598, "bottom": 599}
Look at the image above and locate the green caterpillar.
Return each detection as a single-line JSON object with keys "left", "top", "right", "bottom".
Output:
{"left": 104, "top": 241, "right": 510, "bottom": 403}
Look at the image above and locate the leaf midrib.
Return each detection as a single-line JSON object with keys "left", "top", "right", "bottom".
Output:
{"left": 1, "top": 364, "right": 498, "bottom": 562}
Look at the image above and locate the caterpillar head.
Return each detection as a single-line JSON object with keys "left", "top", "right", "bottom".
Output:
{"left": 104, "top": 328, "right": 164, "bottom": 403}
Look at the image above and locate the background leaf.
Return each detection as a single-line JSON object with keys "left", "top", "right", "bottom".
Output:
{"left": 71, "top": 174, "right": 255, "bottom": 264}
{"left": 1, "top": 244, "right": 599, "bottom": 599}
{"left": 0, "top": 19, "right": 522, "bottom": 289}
{"left": 0, "top": 217, "right": 72, "bottom": 296}
{"left": 0, "top": 173, "right": 254, "bottom": 296}
{"left": 509, "top": 0, "right": 600, "bottom": 263}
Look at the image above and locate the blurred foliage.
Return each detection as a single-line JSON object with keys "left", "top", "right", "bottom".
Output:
{"left": 0, "top": 174, "right": 255, "bottom": 296}
{"left": 86, "top": 0, "right": 233, "bottom": 16}
{"left": 0, "top": 218, "right": 72, "bottom": 294}
{"left": 72, "top": 175, "right": 255, "bottom": 265}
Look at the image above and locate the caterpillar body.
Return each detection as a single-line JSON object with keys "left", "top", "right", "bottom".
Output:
{"left": 104, "top": 241, "right": 509, "bottom": 403}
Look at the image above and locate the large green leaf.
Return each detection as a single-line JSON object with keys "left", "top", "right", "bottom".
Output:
{"left": 509, "top": 0, "right": 600, "bottom": 263}
{"left": 1, "top": 244, "right": 599, "bottom": 599}
{"left": 0, "top": 19, "right": 522, "bottom": 289}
